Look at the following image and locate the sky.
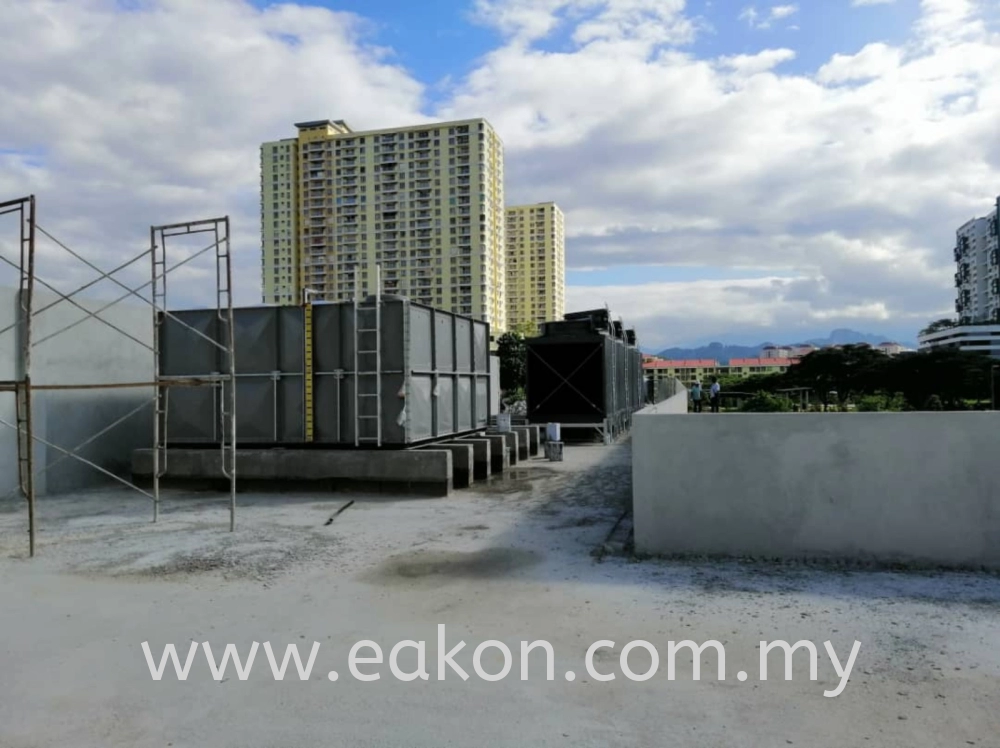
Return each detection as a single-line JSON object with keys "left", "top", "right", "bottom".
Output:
{"left": 1, "top": 0, "right": 999, "bottom": 350}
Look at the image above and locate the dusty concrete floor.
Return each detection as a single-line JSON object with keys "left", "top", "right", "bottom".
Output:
{"left": 1, "top": 443, "right": 999, "bottom": 747}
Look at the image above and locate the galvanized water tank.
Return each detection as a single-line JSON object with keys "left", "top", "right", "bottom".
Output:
{"left": 159, "top": 298, "right": 491, "bottom": 446}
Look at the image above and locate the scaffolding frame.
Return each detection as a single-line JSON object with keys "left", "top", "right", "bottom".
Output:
{"left": 151, "top": 218, "right": 237, "bottom": 530}
{"left": 0, "top": 196, "right": 36, "bottom": 555}
{"left": 0, "top": 194, "right": 237, "bottom": 556}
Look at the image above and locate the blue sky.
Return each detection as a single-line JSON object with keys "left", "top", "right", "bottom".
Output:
{"left": 251, "top": 0, "right": 504, "bottom": 86}
{"left": 253, "top": 0, "right": 923, "bottom": 94}
{"left": 246, "top": 0, "right": 926, "bottom": 312}
{"left": 4, "top": 0, "right": 1000, "bottom": 349}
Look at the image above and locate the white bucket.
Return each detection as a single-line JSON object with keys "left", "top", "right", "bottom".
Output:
{"left": 496, "top": 413, "right": 512, "bottom": 433}
{"left": 546, "top": 423, "right": 561, "bottom": 442}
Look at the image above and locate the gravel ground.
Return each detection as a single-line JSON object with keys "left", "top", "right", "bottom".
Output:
{"left": 1, "top": 442, "right": 998, "bottom": 747}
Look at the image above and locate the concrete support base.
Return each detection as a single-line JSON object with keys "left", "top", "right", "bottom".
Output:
{"left": 449, "top": 438, "right": 491, "bottom": 480}
{"left": 132, "top": 448, "right": 453, "bottom": 497}
{"left": 476, "top": 434, "right": 510, "bottom": 474}
{"left": 511, "top": 427, "right": 531, "bottom": 461}
{"left": 523, "top": 425, "right": 541, "bottom": 457}
{"left": 417, "top": 443, "right": 474, "bottom": 488}
{"left": 488, "top": 430, "right": 520, "bottom": 465}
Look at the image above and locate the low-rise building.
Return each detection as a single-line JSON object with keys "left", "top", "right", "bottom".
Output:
{"left": 643, "top": 358, "right": 720, "bottom": 387}
{"left": 642, "top": 356, "right": 800, "bottom": 388}
{"left": 918, "top": 324, "right": 1000, "bottom": 357}
{"left": 790, "top": 344, "right": 818, "bottom": 357}
{"left": 761, "top": 345, "right": 792, "bottom": 359}
{"left": 726, "top": 358, "right": 800, "bottom": 377}
{"left": 875, "top": 341, "right": 909, "bottom": 356}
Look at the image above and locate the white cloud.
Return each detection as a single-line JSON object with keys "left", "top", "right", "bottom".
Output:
{"left": 0, "top": 0, "right": 426, "bottom": 302}
{"left": 740, "top": 3, "right": 799, "bottom": 29}
{"left": 770, "top": 5, "right": 799, "bottom": 20}
{"left": 471, "top": 0, "right": 694, "bottom": 45}
{"left": 719, "top": 48, "right": 797, "bottom": 75}
{"left": 817, "top": 42, "right": 903, "bottom": 83}
{"left": 2, "top": 0, "right": 1000, "bottom": 347}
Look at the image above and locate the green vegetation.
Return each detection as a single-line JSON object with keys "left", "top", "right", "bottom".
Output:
{"left": 855, "top": 392, "right": 907, "bottom": 412}
{"left": 738, "top": 391, "right": 794, "bottom": 412}
{"left": 496, "top": 331, "right": 527, "bottom": 395}
{"left": 716, "top": 345, "right": 995, "bottom": 411}
{"left": 919, "top": 318, "right": 958, "bottom": 337}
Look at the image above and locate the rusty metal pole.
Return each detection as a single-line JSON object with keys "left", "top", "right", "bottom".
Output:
{"left": 23, "top": 196, "right": 36, "bottom": 556}
{"left": 150, "top": 225, "right": 160, "bottom": 523}
{"left": 223, "top": 218, "right": 236, "bottom": 532}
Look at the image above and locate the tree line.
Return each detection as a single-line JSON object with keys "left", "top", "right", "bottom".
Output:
{"left": 718, "top": 345, "right": 997, "bottom": 411}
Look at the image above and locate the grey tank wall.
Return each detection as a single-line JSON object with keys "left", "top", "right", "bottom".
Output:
{"left": 161, "top": 300, "right": 491, "bottom": 446}
{"left": 632, "top": 411, "right": 1000, "bottom": 568}
{"left": 0, "top": 287, "right": 153, "bottom": 496}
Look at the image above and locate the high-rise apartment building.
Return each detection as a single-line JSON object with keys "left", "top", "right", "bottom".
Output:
{"left": 261, "top": 118, "right": 507, "bottom": 331}
{"left": 505, "top": 202, "right": 565, "bottom": 334}
{"left": 953, "top": 198, "right": 1000, "bottom": 324}
{"left": 919, "top": 195, "right": 1000, "bottom": 355}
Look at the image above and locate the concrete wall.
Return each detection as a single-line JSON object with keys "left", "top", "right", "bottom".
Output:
{"left": 633, "top": 411, "right": 1000, "bottom": 568}
{"left": 0, "top": 294, "right": 14, "bottom": 494}
{"left": 0, "top": 287, "right": 153, "bottom": 496}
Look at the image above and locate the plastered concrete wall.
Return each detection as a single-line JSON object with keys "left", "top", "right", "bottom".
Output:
{"left": 0, "top": 287, "right": 153, "bottom": 496}
{"left": 633, "top": 412, "right": 1000, "bottom": 568}
{"left": 0, "top": 293, "right": 14, "bottom": 494}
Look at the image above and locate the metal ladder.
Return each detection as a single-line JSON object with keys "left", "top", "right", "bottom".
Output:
{"left": 303, "top": 298, "right": 315, "bottom": 442}
{"left": 214, "top": 227, "right": 236, "bottom": 508}
{"left": 14, "top": 382, "right": 32, "bottom": 499}
{"left": 150, "top": 231, "right": 169, "bottom": 510}
{"left": 354, "top": 265, "right": 382, "bottom": 446}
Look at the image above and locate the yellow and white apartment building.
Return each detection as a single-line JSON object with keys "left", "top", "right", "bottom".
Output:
{"left": 505, "top": 202, "right": 565, "bottom": 334}
{"left": 261, "top": 118, "right": 507, "bottom": 331}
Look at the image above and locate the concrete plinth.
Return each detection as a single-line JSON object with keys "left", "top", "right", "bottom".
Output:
{"left": 132, "top": 448, "right": 453, "bottom": 496}
{"left": 418, "top": 443, "right": 474, "bottom": 488}
{"left": 488, "top": 430, "right": 520, "bottom": 465}
{"left": 477, "top": 434, "right": 510, "bottom": 474}
{"left": 450, "top": 438, "right": 491, "bottom": 480}
{"left": 523, "top": 425, "right": 541, "bottom": 457}
{"left": 511, "top": 427, "right": 531, "bottom": 461}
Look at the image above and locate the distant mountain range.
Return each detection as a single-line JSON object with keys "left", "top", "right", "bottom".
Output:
{"left": 655, "top": 329, "right": 915, "bottom": 361}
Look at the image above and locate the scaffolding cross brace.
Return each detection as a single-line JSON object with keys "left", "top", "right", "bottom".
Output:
{"left": 0, "top": 195, "right": 239, "bottom": 556}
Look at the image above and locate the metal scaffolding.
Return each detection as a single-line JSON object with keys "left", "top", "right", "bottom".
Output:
{"left": 0, "top": 196, "right": 36, "bottom": 555}
{"left": 0, "top": 195, "right": 237, "bottom": 556}
{"left": 151, "top": 218, "right": 237, "bottom": 530}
